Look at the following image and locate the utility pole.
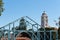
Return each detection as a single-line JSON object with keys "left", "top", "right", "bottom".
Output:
{"left": 0, "top": 0, "right": 4, "bottom": 16}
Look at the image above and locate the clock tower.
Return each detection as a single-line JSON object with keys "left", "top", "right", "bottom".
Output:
{"left": 41, "top": 11, "right": 48, "bottom": 27}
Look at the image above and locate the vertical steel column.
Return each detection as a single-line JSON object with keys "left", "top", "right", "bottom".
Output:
{"left": 37, "top": 24, "right": 40, "bottom": 40}
{"left": 39, "top": 30, "right": 41, "bottom": 40}
{"left": 13, "top": 22, "right": 16, "bottom": 40}
{"left": 8, "top": 24, "right": 10, "bottom": 40}
{"left": 32, "top": 25, "right": 34, "bottom": 40}
{"left": 50, "top": 31, "right": 52, "bottom": 40}
{"left": 56, "top": 31, "right": 58, "bottom": 40}
{"left": 44, "top": 27, "right": 46, "bottom": 40}
{"left": 3, "top": 27, "right": 5, "bottom": 40}
{"left": 32, "top": 33, "right": 34, "bottom": 40}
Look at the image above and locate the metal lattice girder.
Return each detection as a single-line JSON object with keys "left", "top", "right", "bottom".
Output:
{"left": 0, "top": 16, "right": 59, "bottom": 40}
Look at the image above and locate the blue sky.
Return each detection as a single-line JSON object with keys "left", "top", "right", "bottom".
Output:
{"left": 0, "top": 0, "right": 60, "bottom": 28}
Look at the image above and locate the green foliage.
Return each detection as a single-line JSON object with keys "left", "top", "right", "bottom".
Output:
{"left": 0, "top": 0, "right": 4, "bottom": 16}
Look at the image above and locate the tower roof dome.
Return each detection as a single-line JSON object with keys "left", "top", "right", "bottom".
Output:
{"left": 42, "top": 11, "right": 47, "bottom": 15}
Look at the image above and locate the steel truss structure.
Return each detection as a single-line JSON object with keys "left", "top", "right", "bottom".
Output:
{"left": 0, "top": 16, "right": 58, "bottom": 40}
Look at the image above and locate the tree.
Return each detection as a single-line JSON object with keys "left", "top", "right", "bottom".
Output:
{"left": 0, "top": 0, "right": 4, "bottom": 16}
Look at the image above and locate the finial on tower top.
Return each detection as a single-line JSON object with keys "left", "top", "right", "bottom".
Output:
{"left": 43, "top": 11, "right": 45, "bottom": 13}
{"left": 42, "top": 11, "right": 47, "bottom": 15}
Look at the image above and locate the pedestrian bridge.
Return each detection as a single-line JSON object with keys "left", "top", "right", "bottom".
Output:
{"left": 0, "top": 16, "right": 59, "bottom": 40}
